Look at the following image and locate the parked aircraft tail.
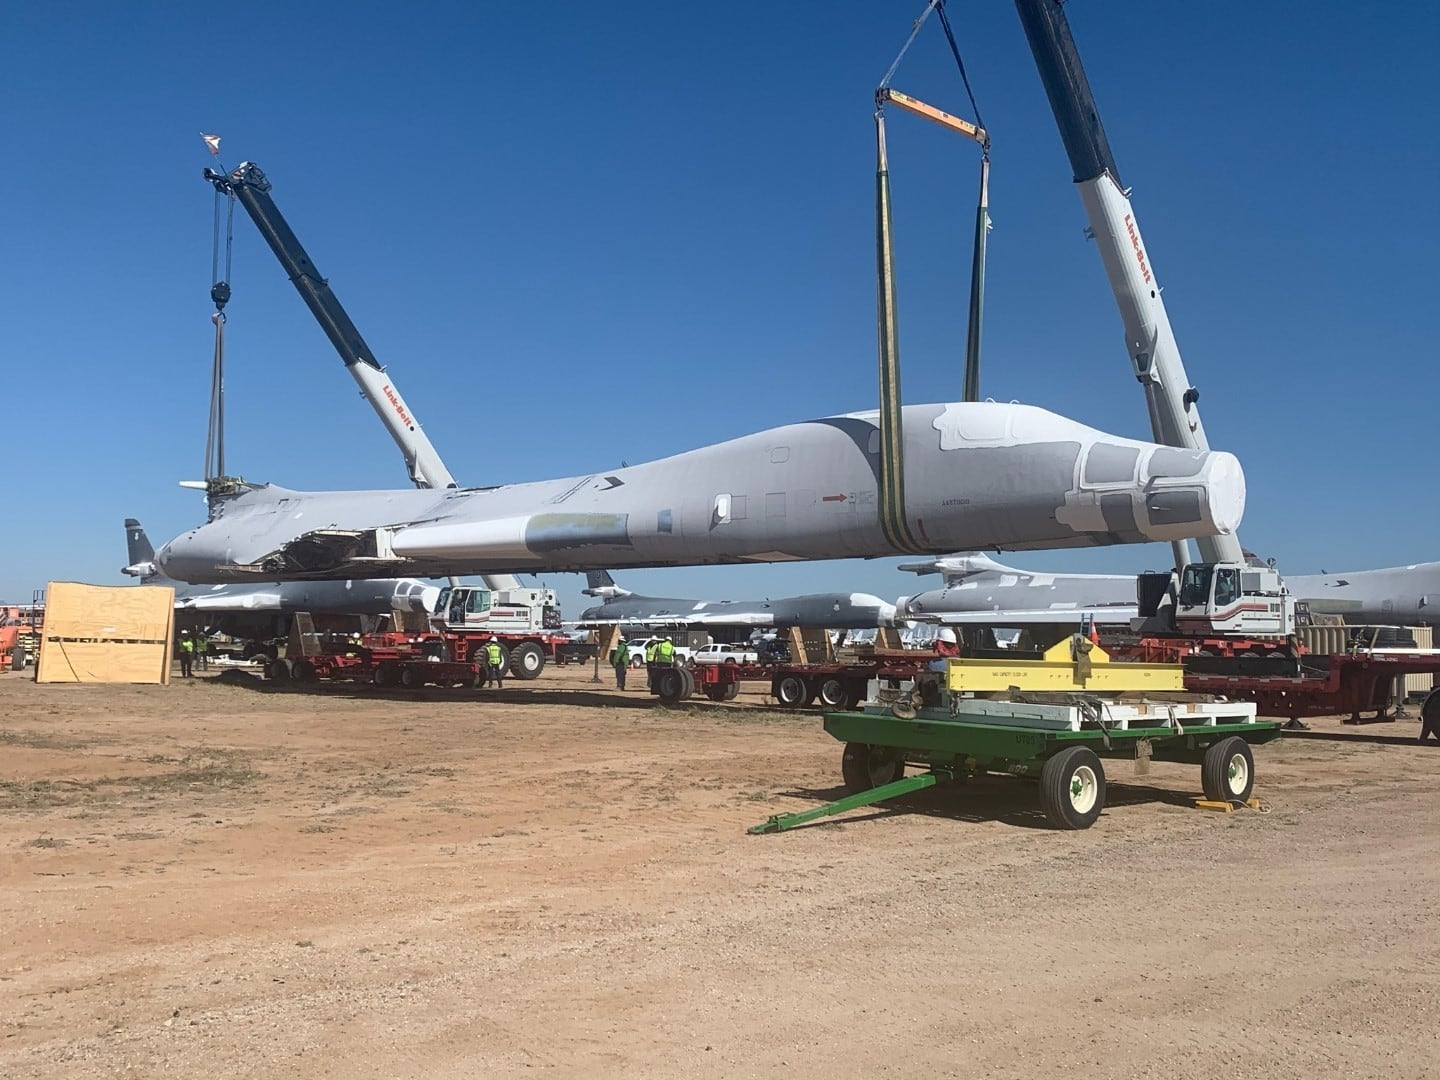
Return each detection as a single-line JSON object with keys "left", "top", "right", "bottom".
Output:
{"left": 123, "top": 518, "right": 161, "bottom": 579}
{"left": 583, "top": 570, "right": 633, "bottom": 600}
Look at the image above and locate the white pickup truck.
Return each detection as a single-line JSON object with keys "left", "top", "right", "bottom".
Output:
{"left": 625, "top": 638, "right": 697, "bottom": 668}
{"left": 691, "top": 642, "right": 759, "bottom": 665}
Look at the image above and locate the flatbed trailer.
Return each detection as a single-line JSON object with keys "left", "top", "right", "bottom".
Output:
{"left": 1185, "top": 651, "right": 1440, "bottom": 724}
{"left": 750, "top": 707, "right": 1284, "bottom": 833}
{"left": 272, "top": 648, "right": 482, "bottom": 690}
{"left": 658, "top": 654, "right": 938, "bottom": 707}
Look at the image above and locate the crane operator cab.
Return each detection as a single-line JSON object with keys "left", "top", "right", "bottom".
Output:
{"left": 433, "top": 585, "right": 562, "bottom": 633}
{"left": 1171, "top": 562, "right": 1294, "bottom": 637}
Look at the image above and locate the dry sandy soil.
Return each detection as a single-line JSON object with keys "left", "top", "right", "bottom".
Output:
{"left": 1, "top": 665, "right": 1436, "bottom": 1079}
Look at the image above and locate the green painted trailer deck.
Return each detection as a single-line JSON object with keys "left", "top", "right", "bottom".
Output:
{"left": 749, "top": 710, "right": 1284, "bottom": 834}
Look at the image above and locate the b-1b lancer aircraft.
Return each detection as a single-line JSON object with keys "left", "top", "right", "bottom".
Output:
{"left": 124, "top": 519, "right": 438, "bottom": 641}
{"left": 578, "top": 571, "right": 898, "bottom": 629}
{"left": 898, "top": 551, "right": 1440, "bottom": 628}
{"left": 157, "top": 402, "right": 1245, "bottom": 586}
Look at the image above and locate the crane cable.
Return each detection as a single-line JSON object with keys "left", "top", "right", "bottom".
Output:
{"left": 205, "top": 179, "right": 236, "bottom": 484}
{"left": 873, "top": 0, "right": 991, "bottom": 555}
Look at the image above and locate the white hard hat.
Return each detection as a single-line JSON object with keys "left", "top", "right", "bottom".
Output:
{"left": 937, "top": 627, "right": 957, "bottom": 643}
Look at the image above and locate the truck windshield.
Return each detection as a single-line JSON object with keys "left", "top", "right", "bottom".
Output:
{"left": 434, "top": 587, "right": 451, "bottom": 614}
{"left": 1177, "top": 565, "right": 1212, "bottom": 607}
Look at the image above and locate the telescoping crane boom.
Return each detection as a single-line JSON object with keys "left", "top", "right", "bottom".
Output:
{"left": 203, "top": 158, "right": 530, "bottom": 599}
{"left": 204, "top": 162, "right": 456, "bottom": 492}
{"left": 1014, "top": 0, "right": 1291, "bottom": 639}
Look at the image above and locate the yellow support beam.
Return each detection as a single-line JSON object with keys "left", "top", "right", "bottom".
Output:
{"left": 944, "top": 637, "right": 1185, "bottom": 694}
{"left": 879, "top": 88, "right": 988, "bottom": 146}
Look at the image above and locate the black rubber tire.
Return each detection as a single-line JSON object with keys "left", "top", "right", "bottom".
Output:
{"left": 705, "top": 685, "right": 728, "bottom": 702}
{"left": 1039, "top": 746, "right": 1107, "bottom": 830}
{"left": 469, "top": 642, "right": 511, "bottom": 678}
{"left": 656, "top": 667, "right": 690, "bottom": 704}
{"left": 1201, "top": 736, "right": 1255, "bottom": 803}
{"left": 816, "top": 677, "right": 847, "bottom": 709}
{"left": 679, "top": 666, "right": 695, "bottom": 699}
{"left": 266, "top": 659, "right": 290, "bottom": 684}
{"left": 399, "top": 666, "right": 427, "bottom": 690}
{"left": 290, "top": 659, "right": 317, "bottom": 684}
{"left": 773, "top": 674, "right": 808, "bottom": 708}
{"left": 508, "top": 642, "right": 546, "bottom": 680}
{"left": 840, "top": 742, "right": 904, "bottom": 795}
{"left": 843, "top": 680, "right": 868, "bottom": 711}
{"left": 372, "top": 664, "right": 397, "bottom": 688}
{"left": 722, "top": 681, "right": 740, "bottom": 701}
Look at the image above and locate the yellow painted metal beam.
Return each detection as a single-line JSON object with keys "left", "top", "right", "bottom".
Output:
{"left": 944, "top": 637, "right": 1186, "bottom": 693}
{"left": 879, "top": 88, "right": 988, "bottom": 146}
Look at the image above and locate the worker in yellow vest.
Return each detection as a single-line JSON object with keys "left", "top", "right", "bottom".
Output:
{"left": 656, "top": 637, "right": 676, "bottom": 666}
{"left": 644, "top": 639, "right": 659, "bottom": 689}
{"left": 177, "top": 630, "right": 195, "bottom": 678}
{"left": 484, "top": 637, "right": 505, "bottom": 688}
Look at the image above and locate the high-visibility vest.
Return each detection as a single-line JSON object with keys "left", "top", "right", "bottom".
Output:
{"left": 614, "top": 643, "right": 629, "bottom": 666}
{"left": 179, "top": 638, "right": 194, "bottom": 653}
{"left": 485, "top": 643, "right": 503, "bottom": 665}
{"left": 657, "top": 640, "right": 675, "bottom": 662}
{"left": 645, "top": 642, "right": 658, "bottom": 662}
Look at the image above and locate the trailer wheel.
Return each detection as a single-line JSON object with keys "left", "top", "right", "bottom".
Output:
{"left": 468, "top": 642, "right": 511, "bottom": 677}
{"left": 509, "top": 642, "right": 546, "bottom": 680}
{"left": 1040, "top": 747, "right": 1106, "bottom": 830}
{"left": 841, "top": 742, "right": 905, "bottom": 794}
{"left": 816, "top": 677, "right": 847, "bottom": 709}
{"left": 704, "top": 685, "right": 729, "bottom": 702}
{"left": 372, "top": 664, "right": 397, "bottom": 688}
{"left": 723, "top": 681, "right": 739, "bottom": 701}
{"left": 773, "top": 674, "right": 808, "bottom": 708}
{"left": 843, "top": 680, "right": 868, "bottom": 710}
{"left": 656, "top": 667, "right": 691, "bottom": 704}
{"left": 291, "top": 659, "right": 317, "bottom": 684}
{"left": 399, "top": 666, "right": 427, "bottom": 690}
{"left": 1201, "top": 736, "right": 1255, "bottom": 803}
{"left": 266, "top": 659, "right": 290, "bottom": 684}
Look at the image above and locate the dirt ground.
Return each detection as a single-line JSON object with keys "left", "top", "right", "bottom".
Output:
{"left": 2, "top": 664, "right": 1436, "bottom": 1079}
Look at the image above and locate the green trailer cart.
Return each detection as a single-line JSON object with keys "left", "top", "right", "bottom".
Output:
{"left": 750, "top": 705, "right": 1284, "bottom": 834}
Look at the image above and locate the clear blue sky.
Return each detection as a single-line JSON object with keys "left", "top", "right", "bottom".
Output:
{"left": 2, "top": 1, "right": 1436, "bottom": 613}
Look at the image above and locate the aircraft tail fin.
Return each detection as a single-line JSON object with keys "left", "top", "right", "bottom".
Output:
{"left": 122, "top": 518, "right": 161, "bottom": 580}
{"left": 582, "top": 569, "right": 632, "bottom": 599}
{"left": 125, "top": 518, "right": 155, "bottom": 566}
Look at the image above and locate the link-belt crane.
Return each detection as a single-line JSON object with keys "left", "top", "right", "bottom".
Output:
{"left": 204, "top": 162, "right": 456, "bottom": 491}
{"left": 202, "top": 157, "right": 533, "bottom": 611}
{"left": 1014, "top": 0, "right": 1293, "bottom": 639}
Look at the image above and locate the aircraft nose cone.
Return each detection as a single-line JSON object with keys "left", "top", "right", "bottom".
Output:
{"left": 1204, "top": 451, "right": 1246, "bottom": 536}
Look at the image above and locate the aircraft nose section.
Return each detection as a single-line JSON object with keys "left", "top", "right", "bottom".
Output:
{"left": 1140, "top": 448, "right": 1246, "bottom": 542}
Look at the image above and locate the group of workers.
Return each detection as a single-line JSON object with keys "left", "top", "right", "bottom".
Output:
{"left": 175, "top": 629, "right": 210, "bottom": 677}
{"left": 610, "top": 636, "right": 676, "bottom": 691}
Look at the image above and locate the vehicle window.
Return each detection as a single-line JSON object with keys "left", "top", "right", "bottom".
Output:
{"left": 1178, "top": 565, "right": 1211, "bottom": 607}
{"left": 1213, "top": 568, "right": 1239, "bottom": 608}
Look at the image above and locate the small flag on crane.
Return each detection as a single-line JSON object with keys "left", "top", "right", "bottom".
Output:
{"left": 201, "top": 133, "right": 221, "bottom": 156}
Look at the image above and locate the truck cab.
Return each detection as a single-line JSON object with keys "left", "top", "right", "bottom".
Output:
{"left": 434, "top": 585, "right": 561, "bottom": 632}
{"left": 1173, "top": 562, "right": 1293, "bottom": 637}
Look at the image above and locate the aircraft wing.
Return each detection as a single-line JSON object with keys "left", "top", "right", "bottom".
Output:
{"left": 175, "top": 592, "right": 284, "bottom": 612}
{"left": 925, "top": 606, "right": 1138, "bottom": 627}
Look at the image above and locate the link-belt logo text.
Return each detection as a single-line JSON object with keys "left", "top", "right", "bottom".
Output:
{"left": 1124, "top": 213, "right": 1152, "bottom": 285}
{"left": 382, "top": 384, "right": 414, "bottom": 428}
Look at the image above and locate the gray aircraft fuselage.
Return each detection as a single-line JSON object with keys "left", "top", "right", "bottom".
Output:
{"left": 157, "top": 402, "right": 1245, "bottom": 585}
{"left": 578, "top": 590, "right": 898, "bottom": 630}
{"left": 124, "top": 519, "right": 438, "bottom": 638}
{"left": 901, "top": 552, "right": 1440, "bottom": 628}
